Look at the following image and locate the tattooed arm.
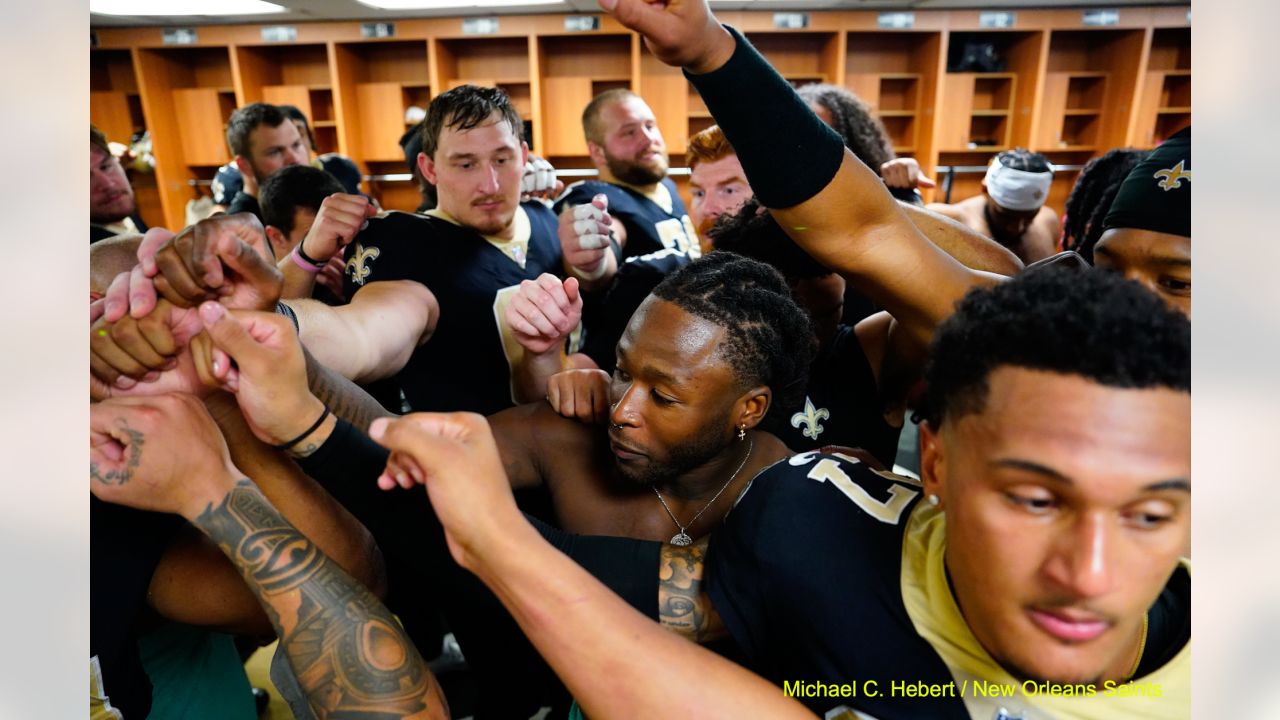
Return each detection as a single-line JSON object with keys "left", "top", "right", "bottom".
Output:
{"left": 194, "top": 480, "right": 444, "bottom": 718}
{"left": 90, "top": 394, "right": 446, "bottom": 719}
{"left": 304, "top": 344, "right": 394, "bottom": 432}
{"left": 658, "top": 538, "right": 727, "bottom": 643}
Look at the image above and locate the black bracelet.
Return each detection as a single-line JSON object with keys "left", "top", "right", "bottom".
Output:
{"left": 271, "top": 405, "right": 331, "bottom": 451}
{"left": 295, "top": 241, "right": 326, "bottom": 267}
{"left": 275, "top": 301, "right": 300, "bottom": 333}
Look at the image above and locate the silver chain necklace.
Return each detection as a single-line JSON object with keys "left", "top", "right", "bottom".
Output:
{"left": 653, "top": 438, "right": 754, "bottom": 546}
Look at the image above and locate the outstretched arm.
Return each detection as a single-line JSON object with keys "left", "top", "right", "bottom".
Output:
{"left": 288, "top": 280, "right": 438, "bottom": 384}
{"left": 90, "top": 395, "right": 446, "bottom": 719}
{"left": 604, "top": 0, "right": 990, "bottom": 354}
{"left": 372, "top": 412, "right": 812, "bottom": 719}
{"left": 192, "top": 480, "right": 443, "bottom": 718}
{"left": 898, "top": 201, "right": 1023, "bottom": 277}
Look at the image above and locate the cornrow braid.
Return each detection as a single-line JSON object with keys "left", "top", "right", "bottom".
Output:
{"left": 1062, "top": 149, "right": 1145, "bottom": 263}
{"left": 651, "top": 253, "right": 817, "bottom": 417}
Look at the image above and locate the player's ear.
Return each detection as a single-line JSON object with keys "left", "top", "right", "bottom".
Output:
{"left": 587, "top": 141, "right": 606, "bottom": 168}
{"left": 521, "top": 142, "right": 530, "bottom": 166}
{"left": 735, "top": 386, "right": 771, "bottom": 432}
{"left": 918, "top": 419, "right": 946, "bottom": 502}
{"left": 418, "top": 152, "right": 438, "bottom": 186}
{"left": 264, "top": 225, "right": 288, "bottom": 257}
{"left": 233, "top": 155, "right": 253, "bottom": 178}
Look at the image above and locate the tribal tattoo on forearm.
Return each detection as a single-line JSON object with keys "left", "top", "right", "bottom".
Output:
{"left": 90, "top": 419, "right": 144, "bottom": 486}
{"left": 194, "top": 479, "right": 437, "bottom": 718}
{"left": 658, "top": 539, "right": 726, "bottom": 643}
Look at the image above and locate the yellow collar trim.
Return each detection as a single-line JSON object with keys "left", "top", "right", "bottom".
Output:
{"left": 900, "top": 505, "right": 1190, "bottom": 718}
{"left": 425, "top": 205, "right": 531, "bottom": 268}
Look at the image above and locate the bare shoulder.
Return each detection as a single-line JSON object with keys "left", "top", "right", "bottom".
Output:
{"left": 924, "top": 200, "right": 972, "bottom": 224}
{"left": 489, "top": 401, "right": 607, "bottom": 486}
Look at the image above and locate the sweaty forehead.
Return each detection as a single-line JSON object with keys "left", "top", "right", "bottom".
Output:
{"left": 605, "top": 98, "right": 655, "bottom": 127}
{"left": 690, "top": 155, "right": 746, "bottom": 187}
{"left": 620, "top": 298, "right": 731, "bottom": 381}
{"left": 439, "top": 117, "right": 520, "bottom": 155}
{"left": 953, "top": 367, "right": 1190, "bottom": 492}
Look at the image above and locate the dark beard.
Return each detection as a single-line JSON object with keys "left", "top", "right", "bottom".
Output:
{"left": 617, "top": 414, "right": 732, "bottom": 489}
{"left": 607, "top": 153, "right": 667, "bottom": 187}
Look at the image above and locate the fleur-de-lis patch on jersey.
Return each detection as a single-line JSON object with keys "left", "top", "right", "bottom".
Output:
{"left": 1154, "top": 160, "right": 1191, "bottom": 191}
{"left": 345, "top": 242, "right": 380, "bottom": 287}
{"left": 791, "top": 396, "right": 830, "bottom": 441}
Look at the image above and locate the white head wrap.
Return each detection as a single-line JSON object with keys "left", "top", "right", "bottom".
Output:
{"left": 983, "top": 156, "right": 1054, "bottom": 212}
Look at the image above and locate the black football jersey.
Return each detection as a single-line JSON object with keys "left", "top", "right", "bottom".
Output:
{"left": 554, "top": 177, "right": 700, "bottom": 262}
{"left": 706, "top": 451, "right": 1191, "bottom": 719}
{"left": 342, "top": 203, "right": 563, "bottom": 415}
{"left": 765, "top": 324, "right": 902, "bottom": 467}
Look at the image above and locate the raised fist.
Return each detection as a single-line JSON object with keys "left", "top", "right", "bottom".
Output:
{"left": 505, "top": 273, "right": 583, "bottom": 355}
{"left": 559, "top": 194, "right": 613, "bottom": 280}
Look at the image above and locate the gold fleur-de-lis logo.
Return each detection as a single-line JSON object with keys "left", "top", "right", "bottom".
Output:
{"left": 1154, "top": 160, "right": 1191, "bottom": 191}
{"left": 790, "top": 397, "right": 830, "bottom": 441}
{"left": 345, "top": 242, "right": 380, "bottom": 286}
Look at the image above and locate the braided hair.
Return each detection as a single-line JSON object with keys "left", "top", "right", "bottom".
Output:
{"left": 650, "top": 253, "right": 817, "bottom": 416}
{"left": 1061, "top": 148, "right": 1145, "bottom": 263}
{"left": 796, "top": 83, "right": 896, "bottom": 174}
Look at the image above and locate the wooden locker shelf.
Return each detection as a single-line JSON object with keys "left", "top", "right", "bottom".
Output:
{"left": 90, "top": 6, "right": 1190, "bottom": 225}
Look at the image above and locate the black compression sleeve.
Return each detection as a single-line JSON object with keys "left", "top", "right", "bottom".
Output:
{"left": 296, "top": 418, "right": 661, "bottom": 620}
{"left": 683, "top": 25, "right": 846, "bottom": 209}
{"left": 526, "top": 514, "right": 661, "bottom": 620}
{"left": 294, "top": 416, "right": 390, "bottom": 521}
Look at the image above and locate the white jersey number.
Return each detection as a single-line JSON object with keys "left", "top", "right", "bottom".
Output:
{"left": 805, "top": 457, "right": 920, "bottom": 525}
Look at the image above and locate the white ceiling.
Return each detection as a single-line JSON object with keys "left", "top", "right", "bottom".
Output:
{"left": 90, "top": 0, "right": 1189, "bottom": 27}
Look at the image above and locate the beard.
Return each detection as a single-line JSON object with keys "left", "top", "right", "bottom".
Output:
{"left": 616, "top": 411, "right": 733, "bottom": 488}
{"left": 91, "top": 191, "right": 136, "bottom": 225}
{"left": 606, "top": 149, "right": 668, "bottom": 187}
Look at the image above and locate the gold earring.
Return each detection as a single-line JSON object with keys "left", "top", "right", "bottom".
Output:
{"left": 738, "top": 425, "right": 746, "bottom": 441}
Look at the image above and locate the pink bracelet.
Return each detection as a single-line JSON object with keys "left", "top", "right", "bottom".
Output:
{"left": 290, "top": 244, "right": 324, "bottom": 272}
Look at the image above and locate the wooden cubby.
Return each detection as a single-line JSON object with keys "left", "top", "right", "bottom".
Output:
{"left": 90, "top": 49, "right": 145, "bottom": 144}
{"left": 744, "top": 31, "right": 841, "bottom": 87}
{"left": 91, "top": 6, "right": 1190, "bottom": 228}
{"left": 233, "top": 43, "right": 339, "bottom": 154}
{"left": 1035, "top": 29, "right": 1145, "bottom": 155}
{"left": 536, "top": 34, "right": 634, "bottom": 157}
{"left": 131, "top": 45, "right": 238, "bottom": 226}
{"left": 844, "top": 32, "right": 943, "bottom": 156}
{"left": 940, "top": 72, "right": 1017, "bottom": 150}
{"left": 636, "top": 44, "right": 691, "bottom": 157}
{"left": 935, "top": 31, "right": 1043, "bottom": 204}
{"left": 1132, "top": 27, "right": 1191, "bottom": 148}
{"left": 333, "top": 40, "right": 430, "bottom": 164}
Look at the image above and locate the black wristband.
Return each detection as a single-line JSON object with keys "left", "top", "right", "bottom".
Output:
{"left": 271, "top": 405, "right": 330, "bottom": 450}
{"left": 684, "top": 25, "right": 845, "bottom": 209}
{"left": 295, "top": 240, "right": 326, "bottom": 267}
{"left": 275, "top": 300, "right": 299, "bottom": 333}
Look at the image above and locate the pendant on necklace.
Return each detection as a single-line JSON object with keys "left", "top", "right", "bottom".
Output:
{"left": 670, "top": 532, "right": 693, "bottom": 546}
